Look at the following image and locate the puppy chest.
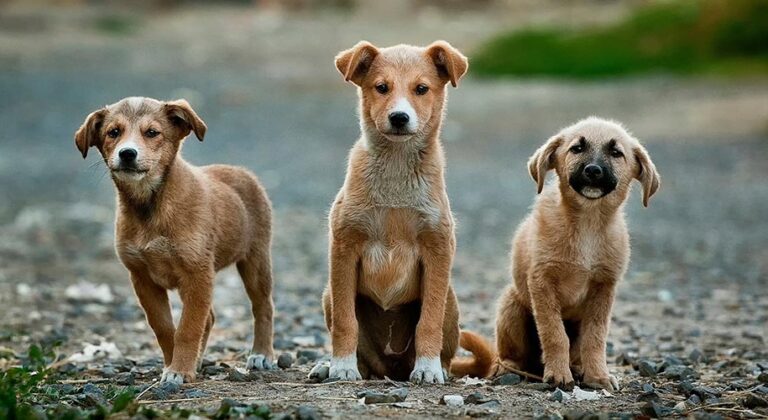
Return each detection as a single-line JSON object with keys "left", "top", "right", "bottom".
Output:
{"left": 119, "top": 237, "right": 181, "bottom": 289}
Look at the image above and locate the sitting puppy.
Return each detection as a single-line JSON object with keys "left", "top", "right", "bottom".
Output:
{"left": 452, "top": 117, "right": 660, "bottom": 391}
{"left": 311, "top": 41, "right": 468, "bottom": 384}
{"left": 74, "top": 97, "right": 275, "bottom": 384}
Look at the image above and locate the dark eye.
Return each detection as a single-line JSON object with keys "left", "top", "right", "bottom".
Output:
{"left": 570, "top": 137, "right": 586, "bottom": 154}
{"left": 375, "top": 83, "right": 389, "bottom": 94}
{"left": 415, "top": 84, "right": 429, "bottom": 95}
{"left": 610, "top": 148, "right": 624, "bottom": 158}
{"left": 107, "top": 128, "right": 120, "bottom": 138}
{"left": 145, "top": 129, "right": 159, "bottom": 138}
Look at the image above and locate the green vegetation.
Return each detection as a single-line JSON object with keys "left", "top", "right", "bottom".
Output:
{"left": 473, "top": 0, "right": 768, "bottom": 78}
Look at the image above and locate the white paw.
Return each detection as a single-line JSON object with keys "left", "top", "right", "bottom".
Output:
{"left": 329, "top": 354, "right": 362, "bottom": 381}
{"left": 246, "top": 353, "right": 275, "bottom": 371}
{"left": 409, "top": 356, "right": 445, "bottom": 384}
{"left": 160, "top": 369, "right": 185, "bottom": 385}
{"left": 308, "top": 361, "right": 330, "bottom": 380}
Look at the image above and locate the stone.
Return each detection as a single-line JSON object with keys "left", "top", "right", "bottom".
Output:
{"left": 743, "top": 394, "right": 768, "bottom": 409}
{"left": 641, "top": 401, "right": 671, "bottom": 418}
{"left": 440, "top": 395, "right": 464, "bottom": 407}
{"left": 227, "top": 368, "right": 249, "bottom": 382}
{"left": 115, "top": 372, "right": 135, "bottom": 386}
{"left": 277, "top": 352, "right": 293, "bottom": 369}
{"left": 689, "top": 348, "right": 705, "bottom": 364}
{"left": 358, "top": 388, "right": 408, "bottom": 404}
{"left": 184, "top": 389, "right": 208, "bottom": 398}
{"left": 492, "top": 373, "right": 522, "bottom": 386}
{"left": 296, "top": 349, "right": 319, "bottom": 361}
{"left": 638, "top": 360, "right": 657, "bottom": 377}
{"left": 550, "top": 388, "right": 571, "bottom": 403}
{"left": 758, "top": 372, "right": 768, "bottom": 384}
{"left": 465, "top": 392, "right": 493, "bottom": 405}
{"left": 663, "top": 365, "right": 696, "bottom": 380}
{"left": 294, "top": 406, "right": 321, "bottom": 420}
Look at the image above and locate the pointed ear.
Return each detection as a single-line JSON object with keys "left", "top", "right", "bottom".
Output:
{"left": 633, "top": 144, "right": 660, "bottom": 207}
{"left": 164, "top": 99, "right": 207, "bottom": 141}
{"left": 335, "top": 41, "right": 379, "bottom": 86}
{"left": 425, "top": 40, "right": 468, "bottom": 88}
{"left": 74, "top": 109, "right": 106, "bottom": 159}
{"left": 528, "top": 135, "right": 563, "bottom": 194}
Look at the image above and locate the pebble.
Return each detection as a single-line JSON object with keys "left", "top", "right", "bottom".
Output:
{"left": 662, "top": 365, "right": 695, "bottom": 380}
{"left": 440, "top": 395, "right": 464, "bottom": 407}
{"left": 115, "top": 372, "right": 135, "bottom": 385}
{"left": 277, "top": 352, "right": 294, "bottom": 369}
{"left": 491, "top": 373, "right": 522, "bottom": 385}
{"left": 227, "top": 368, "right": 249, "bottom": 382}
{"left": 80, "top": 383, "right": 105, "bottom": 407}
{"left": 549, "top": 388, "right": 571, "bottom": 403}
{"left": 296, "top": 349, "right": 319, "bottom": 362}
{"left": 673, "top": 401, "right": 687, "bottom": 414}
{"left": 151, "top": 381, "right": 181, "bottom": 400}
{"left": 743, "top": 394, "right": 768, "bottom": 409}
{"left": 296, "top": 356, "right": 309, "bottom": 365}
{"left": 641, "top": 401, "right": 671, "bottom": 418}
{"left": 358, "top": 388, "right": 408, "bottom": 404}
{"left": 638, "top": 360, "right": 657, "bottom": 377}
{"left": 294, "top": 406, "right": 321, "bottom": 420}
{"left": 308, "top": 364, "right": 329, "bottom": 382}
{"left": 641, "top": 383, "right": 654, "bottom": 393}
{"left": 465, "top": 392, "right": 494, "bottom": 405}
{"left": 202, "top": 365, "right": 226, "bottom": 376}
{"left": 184, "top": 389, "right": 208, "bottom": 398}
{"left": 758, "top": 372, "right": 768, "bottom": 384}
{"left": 687, "top": 394, "right": 701, "bottom": 405}
{"left": 474, "top": 400, "right": 501, "bottom": 412}
{"left": 636, "top": 391, "right": 660, "bottom": 402}
{"left": 689, "top": 348, "right": 705, "bottom": 364}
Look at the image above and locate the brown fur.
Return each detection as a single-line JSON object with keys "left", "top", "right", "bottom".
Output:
{"left": 74, "top": 97, "right": 275, "bottom": 383}
{"left": 454, "top": 117, "right": 660, "bottom": 390}
{"left": 321, "top": 41, "right": 468, "bottom": 383}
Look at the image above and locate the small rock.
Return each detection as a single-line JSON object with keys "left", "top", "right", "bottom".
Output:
{"left": 151, "top": 381, "right": 181, "bottom": 400}
{"left": 663, "top": 365, "right": 696, "bottom": 380}
{"left": 277, "top": 352, "right": 293, "bottom": 369}
{"left": 641, "top": 401, "right": 671, "bottom": 418}
{"left": 475, "top": 400, "right": 501, "bottom": 411}
{"left": 758, "top": 372, "right": 768, "bottom": 384}
{"left": 296, "top": 349, "right": 319, "bottom": 362}
{"left": 673, "top": 401, "right": 687, "bottom": 413}
{"left": 687, "top": 394, "right": 701, "bottom": 405}
{"left": 227, "top": 368, "right": 249, "bottom": 382}
{"left": 641, "top": 383, "right": 654, "bottom": 393}
{"left": 115, "top": 372, "right": 135, "bottom": 386}
{"left": 636, "top": 391, "right": 660, "bottom": 402}
{"left": 80, "top": 383, "right": 105, "bottom": 407}
{"left": 691, "top": 385, "right": 721, "bottom": 399}
{"left": 294, "top": 406, "right": 321, "bottom": 420}
{"left": 441, "top": 395, "right": 464, "bottom": 407}
{"left": 308, "top": 364, "right": 329, "bottom": 382}
{"left": 465, "top": 392, "right": 492, "bottom": 405}
{"left": 743, "top": 394, "right": 768, "bottom": 409}
{"left": 550, "top": 388, "right": 571, "bottom": 403}
{"left": 522, "top": 382, "right": 553, "bottom": 391}
{"left": 638, "top": 360, "right": 657, "bottom": 377}
{"left": 689, "top": 348, "right": 705, "bottom": 364}
{"left": 184, "top": 389, "right": 208, "bottom": 399}
{"left": 296, "top": 356, "right": 309, "bottom": 365}
{"left": 573, "top": 386, "right": 599, "bottom": 401}
{"left": 492, "top": 373, "right": 522, "bottom": 386}
{"left": 358, "top": 388, "right": 408, "bottom": 404}
{"left": 202, "top": 365, "right": 226, "bottom": 376}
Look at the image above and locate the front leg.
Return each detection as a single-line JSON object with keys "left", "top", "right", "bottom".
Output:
{"left": 328, "top": 236, "right": 362, "bottom": 381}
{"left": 529, "top": 271, "right": 574, "bottom": 390}
{"left": 411, "top": 230, "right": 453, "bottom": 384}
{"left": 162, "top": 271, "right": 214, "bottom": 384}
{"left": 579, "top": 282, "right": 619, "bottom": 391}
{"left": 130, "top": 271, "right": 175, "bottom": 367}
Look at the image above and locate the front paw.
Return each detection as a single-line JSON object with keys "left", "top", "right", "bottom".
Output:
{"left": 329, "top": 355, "right": 362, "bottom": 381}
{"left": 409, "top": 357, "right": 446, "bottom": 384}
{"left": 583, "top": 372, "right": 619, "bottom": 391}
{"left": 246, "top": 353, "right": 275, "bottom": 371}
{"left": 161, "top": 368, "right": 194, "bottom": 384}
{"left": 543, "top": 364, "right": 574, "bottom": 390}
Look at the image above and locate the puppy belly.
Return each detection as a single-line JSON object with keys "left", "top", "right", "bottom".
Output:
{"left": 355, "top": 295, "right": 419, "bottom": 380}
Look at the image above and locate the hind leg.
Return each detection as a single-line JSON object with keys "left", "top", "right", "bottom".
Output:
{"left": 238, "top": 248, "right": 275, "bottom": 370}
{"left": 494, "top": 286, "right": 536, "bottom": 376}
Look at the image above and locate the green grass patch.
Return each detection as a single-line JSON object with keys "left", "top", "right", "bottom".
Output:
{"left": 473, "top": 0, "right": 768, "bottom": 78}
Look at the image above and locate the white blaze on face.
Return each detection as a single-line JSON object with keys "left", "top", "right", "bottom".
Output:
{"left": 111, "top": 137, "right": 142, "bottom": 167}
{"left": 389, "top": 97, "right": 419, "bottom": 132}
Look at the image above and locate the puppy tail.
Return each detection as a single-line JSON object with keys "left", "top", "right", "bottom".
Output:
{"left": 450, "top": 330, "right": 495, "bottom": 378}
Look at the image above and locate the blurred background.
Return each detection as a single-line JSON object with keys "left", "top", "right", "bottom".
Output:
{"left": 0, "top": 0, "right": 766, "bottom": 400}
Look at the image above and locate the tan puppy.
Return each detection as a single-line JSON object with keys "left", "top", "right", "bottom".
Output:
{"left": 74, "top": 97, "right": 275, "bottom": 384}
{"left": 452, "top": 117, "right": 660, "bottom": 391}
{"left": 311, "top": 41, "right": 468, "bottom": 383}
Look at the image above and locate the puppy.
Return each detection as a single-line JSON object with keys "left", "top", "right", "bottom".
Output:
{"left": 452, "top": 117, "right": 660, "bottom": 391}
{"left": 74, "top": 97, "right": 275, "bottom": 384}
{"left": 311, "top": 41, "right": 468, "bottom": 383}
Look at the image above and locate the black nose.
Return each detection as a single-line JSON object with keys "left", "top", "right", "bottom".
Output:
{"left": 119, "top": 148, "right": 138, "bottom": 163}
{"left": 388, "top": 112, "right": 410, "bottom": 129}
{"left": 584, "top": 164, "right": 603, "bottom": 180}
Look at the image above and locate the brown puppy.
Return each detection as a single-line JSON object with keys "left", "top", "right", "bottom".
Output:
{"left": 452, "top": 117, "right": 660, "bottom": 391}
{"left": 310, "top": 41, "right": 468, "bottom": 383}
{"left": 74, "top": 97, "right": 275, "bottom": 384}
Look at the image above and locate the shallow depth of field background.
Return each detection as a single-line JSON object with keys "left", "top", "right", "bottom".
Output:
{"left": 0, "top": 0, "right": 767, "bottom": 418}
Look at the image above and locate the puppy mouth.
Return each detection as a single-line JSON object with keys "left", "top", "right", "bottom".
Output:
{"left": 112, "top": 167, "right": 148, "bottom": 174}
{"left": 569, "top": 178, "right": 616, "bottom": 200}
{"left": 382, "top": 130, "right": 416, "bottom": 140}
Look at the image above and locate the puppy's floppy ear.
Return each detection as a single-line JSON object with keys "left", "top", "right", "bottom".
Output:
{"left": 633, "top": 143, "right": 660, "bottom": 207}
{"left": 425, "top": 40, "right": 468, "bottom": 88}
{"left": 528, "top": 135, "right": 563, "bottom": 194}
{"left": 74, "top": 109, "right": 106, "bottom": 159}
{"left": 164, "top": 99, "right": 207, "bottom": 141}
{"left": 335, "top": 41, "right": 379, "bottom": 86}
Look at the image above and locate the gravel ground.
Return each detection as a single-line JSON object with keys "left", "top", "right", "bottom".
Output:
{"left": 1, "top": 4, "right": 767, "bottom": 419}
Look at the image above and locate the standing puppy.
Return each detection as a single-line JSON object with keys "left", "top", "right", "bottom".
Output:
{"left": 315, "top": 41, "right": 468, "bottom": 383}
{"left": 74, "top": 97, "right": 275, "bottom": 384}
{"left": 452, "top": 117, "right": 660, "bottom": 391}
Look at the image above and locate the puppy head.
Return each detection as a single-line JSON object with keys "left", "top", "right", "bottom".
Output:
{"left": 335, "top": 40, "right": 468, "bottom": 142}
{"left": 75, "top": 97, "right": 206, "bottom": 187}
{"left": 528, "top": 117, "right": 660, "bottom": 207}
